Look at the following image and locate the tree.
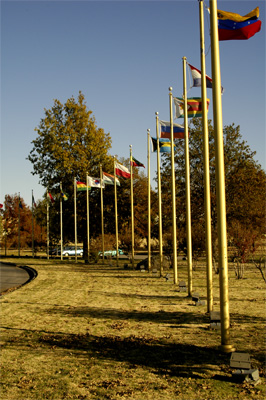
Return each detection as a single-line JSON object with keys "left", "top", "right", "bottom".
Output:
{"left": 27, "top": 92, "right": 113, "bottom": 249}
{"left": 1, "top": 194, "right": 45, "bottom": 251}
{"left": 160, "top": 119, "right": 266, "bottom": 261}
{"left": 28, "top": 93, "right": 157, "bottom": 253}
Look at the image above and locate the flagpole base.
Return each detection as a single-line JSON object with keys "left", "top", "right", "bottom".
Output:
{"left": 219, "top": 344, "right": 236, "bottom": 353}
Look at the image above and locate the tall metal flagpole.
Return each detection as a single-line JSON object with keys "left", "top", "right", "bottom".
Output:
{"left": 199, "top": 0, "right": 213, "bottom": 312}
{"left": 60, "top": 182, "right": 63, "bottom": 261}
{"left": 130, "top": 145, "right": 135, "bottom": 269}
{"left": 86, "top": 173, "right": 90, "bottom": 262}
{"left": 18, "top": 193, "right": 21, "bottom": 257}
{"left": 100, "top": 164, "right": 105, "bottom": 263}
{"left": 47, "top": 189, "right": 49, "bottom": 260}
{"left": 209, "top": 0, "right": 234, "bottom": 352}
{"left": 74, "top": 177, "right": 77, "bottom": 263}
{"left": 156, "top": 112, "right": 163, "bottom": 276}
{"left": 147, "top": 129, "right": 151, "bottom": 272}
{"left": 169, "top": 88, "right": 178, "bottom": 284}
{"left": 114, "top": 157, "right": 119, "bottom": 267}
{"left": 183, "top": 57, "right": 193, "bottom": 296}
{"left": 32, "top": 190, "right": 35, "bottom": 258}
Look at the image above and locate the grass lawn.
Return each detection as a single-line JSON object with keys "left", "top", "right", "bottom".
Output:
{"left": 0, "top": 256, "right": 265, "bottom": 399}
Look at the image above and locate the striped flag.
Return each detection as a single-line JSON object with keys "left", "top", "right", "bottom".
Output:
{"left": 218, "top": 7, "right": 262, "bottom": 41}
{"left": 76, "top": 181, "right": 89, "bottom": 192}
{"left": 159, "top": 120, "right": 185, "bottom": 139}
{"left": 188, "top": 63, "right": 224, "bottom": 94}
{"left": 151, "top": 137, "right": 175, "bottom": 153}
{"left": 103, "top": 172, "right": 120, "bottom": 186}
{"left": 115, "top": 162, "right": 131, "bottom": 179}
{"left": 174, "top": 97, "right": 210, "bottom": 119}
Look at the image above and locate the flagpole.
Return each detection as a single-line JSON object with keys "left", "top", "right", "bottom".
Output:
{"left": 86, "top": 173, "right": 90, "bottom": 263}
{"left": 183, "top": 57, "right": 193, "bottom": 296}
{"left": 130, "top": 145, "right": 135, "bottom": 269}
{"left": 60, "top": 182, "right": 63, "bottom": 261}
{"left": 100, "top": 164, "right": 105, "bottom": 263}
{"left": 74, "top": 177, "right": 77, "bottom": 263}
{"left": 169, "top": 87, "right": 178, "bottom": 284}
{"left": 114, "top": 157, "right": 119, "bottom": 267}
{"left": 156, "top": 113, "right": 163, "bottom": 276}
{"left": 209, "top": 0, "right": 234, "bottom": 352}
{"left": 147, "top": 129, "right": 151, "bottom": 272}
{"left": 32, "top": 190, "right": 35, "bottom": 258}
{"left": 199, "top": 0, "right": 213, "bottom": 312}
{"left": 18, "top": 193, "right": 21, "bottom": 257}
{"left": 47, "top": 189, "right": 49, "bottom": 260}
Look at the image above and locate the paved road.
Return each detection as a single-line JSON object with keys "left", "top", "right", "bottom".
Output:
{"left": 0, "top": 263, "right": 30, "bottom": 293}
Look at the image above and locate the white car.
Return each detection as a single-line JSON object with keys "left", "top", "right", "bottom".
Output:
{"left": 62, "top": 246, "right": 83, "bottom": 257}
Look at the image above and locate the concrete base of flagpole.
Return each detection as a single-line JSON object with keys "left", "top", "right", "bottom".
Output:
{"left": 219, "top": 344, "right": 236, "bottom": 353}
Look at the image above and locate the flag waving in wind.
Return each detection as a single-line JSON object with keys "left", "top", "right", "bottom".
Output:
{"left": 115, "top": 162, "right": 131, "bottom": 179}
{"left": 76, "top": 181, "right": 89, "bottom": 191}
{"left": 159, "top": 120, "right": 185, "bottom": 139}
{"left": 103, "top": 172, "right": 120, "bottom": 186}
{"left": 131, "top": 156, "right": 145, "bottom": 168}
{"left": 218, "top": 7, "right": 262, "bottom": 41}
{"left": 88, "top": 176, "right": 105, "bottom": 189}
{"left": 151, "top": 137, "right": 175, "bottom": 153}
{"left": 174, "top": 97, "right": 210, "bottom": 119}
{"left": 188, "top": 63, "right": 224, "bottom": 94}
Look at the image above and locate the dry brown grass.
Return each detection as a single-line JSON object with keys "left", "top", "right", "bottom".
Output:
{"left": 0, "top": 256, "right": 265, "bottom": 399}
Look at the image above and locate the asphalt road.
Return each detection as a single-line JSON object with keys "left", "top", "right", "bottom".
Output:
{"left": 0, "top": 263, "right": 30, "bottom": 293}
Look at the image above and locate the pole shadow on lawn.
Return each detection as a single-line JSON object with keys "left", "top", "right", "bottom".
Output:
{"left": 37, "top": 330, "right": 229, "bottom": 379}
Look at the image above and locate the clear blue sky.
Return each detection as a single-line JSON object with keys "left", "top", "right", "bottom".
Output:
{"left": 1, "top": 0, "right": 265, "bottom": 206}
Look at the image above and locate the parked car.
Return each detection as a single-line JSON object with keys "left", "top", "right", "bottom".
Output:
{"left": 62, "top": 246, "right": 83, "bottom": 257}
{"left": 98, "top": 249, "right": 124, "bottom": 258}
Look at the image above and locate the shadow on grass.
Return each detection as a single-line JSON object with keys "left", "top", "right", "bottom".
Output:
{"left": 36, "top": 330, "right": 229, "bottom": 379}
{"left": 46, "top": 304, "right": 210, "bottom": 326}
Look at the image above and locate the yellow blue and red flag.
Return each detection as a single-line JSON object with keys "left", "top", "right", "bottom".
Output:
{"left": 218, "top": 7, "right": 262, "bottom": 41}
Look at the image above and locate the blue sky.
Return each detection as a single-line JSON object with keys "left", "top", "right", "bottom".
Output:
{"left": 1, "top": 0, "right": 265, "bottom": 206}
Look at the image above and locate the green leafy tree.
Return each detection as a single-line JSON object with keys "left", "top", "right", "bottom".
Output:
{"left": 28, "top": 92, "right": 113, "bottom": 250}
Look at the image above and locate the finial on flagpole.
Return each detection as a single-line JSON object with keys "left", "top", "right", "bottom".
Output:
{"left": 169, "top": 87, "right": 172, "bottom": 92}
{"left": 155, "top": 111, "right": 159, "bottom": 116}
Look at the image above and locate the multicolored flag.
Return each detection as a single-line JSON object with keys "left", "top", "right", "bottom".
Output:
{"left": 115, "top": 162, "right": 131, "bottom": 179}
{"left": 218, "top": 7, "right": 262, "bottom": 41}
{"left": 61, "top": 191, "right": 68, "bottom": 201}
{"left": 174, "top": 97, "right": 210, "bottom": 119}
{"left": 76, "top": 181, "right": 89, "bottom": 192}
{"left": 188, "top": 63, "right": 224, "bottom": 94}
{"left": 88, "top": 177, "right": 105, "bottom": 189}
{"left": 131, "top": 156, "right": 145, "bottom": 168}
{"left": 151, "top": 137, "right": 175, "bottom": 153}
{"left": 103, "top": 172, "right": 120, "bottom": 186}
{"left": 159, "top": 120, "right": 185, "bottom": 139}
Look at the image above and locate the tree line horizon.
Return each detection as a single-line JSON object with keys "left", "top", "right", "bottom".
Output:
{"left": 1, "top": 92, "right": 265, "bottom": 264}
